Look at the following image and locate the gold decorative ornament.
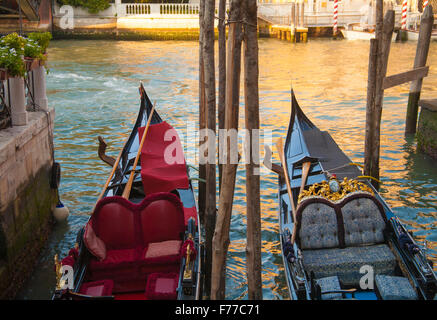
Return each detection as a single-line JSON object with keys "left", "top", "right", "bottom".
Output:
{"left": 54, "top": 254, "right": 64, "bottom": 290}
{"left": 298, "top": 176, "right": 374, "bottom": 203}
{"left": 183, "top": 234, "right": 193, "bottom": 281}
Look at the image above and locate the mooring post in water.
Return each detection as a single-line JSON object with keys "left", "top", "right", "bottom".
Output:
{"left": 211, "top": 0, "right": 243, "bottom": 300}
{"left": 218, "top": 0, "right": 226, "bottom": 192}
{"left": 198, "top": 0, "right": 206, "bottom": 232}
{"left": 333, "top": 0, "right": 338, "bottom": 36}
{"left": 371, "top": 9, "right": 394, "bottom": 187}
{"left": 202, "top": 0, "right": 217, "bottom": 299}
{"left": 399, "top": 0, "right": 408, "bottom": 41}
{"left": 364, "top": 38, "right": 378, "bottom": 182}
{"left": 405, "top": 5, "right": 434, "bottom": 134}
{"left": 243, "top": 0, "right": 262, "bottom": 300}
{"left": 364, "top": 6, "right": 395, "bottom": 189}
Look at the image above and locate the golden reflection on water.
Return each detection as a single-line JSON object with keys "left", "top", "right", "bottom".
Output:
{"left": 18, "top": 38, "right": 437, "bottom": 300}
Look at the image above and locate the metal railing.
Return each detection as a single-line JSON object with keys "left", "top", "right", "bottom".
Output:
{"left": 0, "top": 77, "right": 11, "bottom": 130}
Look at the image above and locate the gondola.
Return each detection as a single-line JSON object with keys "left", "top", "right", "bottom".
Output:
{"left": 276, "top": 89, "right": 437, "bottom": 300}
{"left": 53, "top": 83, "right": 202, "bottom": 300}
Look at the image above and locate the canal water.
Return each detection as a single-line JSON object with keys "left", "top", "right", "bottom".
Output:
{"left": 17, "top": 38, "right": 437, "bottom": 300}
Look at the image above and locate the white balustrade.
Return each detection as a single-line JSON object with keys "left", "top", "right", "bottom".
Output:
{"left": 119, "top": 3, "right": 200, "bottom": 17}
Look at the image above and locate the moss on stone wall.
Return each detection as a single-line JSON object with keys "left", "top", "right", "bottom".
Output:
{"left": 417, "top": 108, "right": 437, "bottom": 159}
{"left": 0, "top": 164, "right": 56, "bottom": 299}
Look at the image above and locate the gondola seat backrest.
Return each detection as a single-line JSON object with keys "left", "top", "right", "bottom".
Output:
{"left": 92, "top": 201, "right": 137, "bottom": 251}
{"left": 88, "top": 192, "right": 185, "bottom": 255}
{"left": 341, "top": 193, "right": 387, "bottom": 246}
{"left": 296, "top": 192, "right": 387, "bottom": 249}
{"left": 140, "top": 194, "right": 185, "bottom": 246}
{"left": 296, "top": 199, "right": 340, "bottom": 250}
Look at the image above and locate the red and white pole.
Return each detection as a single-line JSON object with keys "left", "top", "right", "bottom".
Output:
{"left": 423, "top": 0, "right": 429, "bottom": 9}
{"left": 401, "top": 0, "right": 408, "bottom": 30}
{"left": 333, "top": 0, "right": 338, "bottom": 35}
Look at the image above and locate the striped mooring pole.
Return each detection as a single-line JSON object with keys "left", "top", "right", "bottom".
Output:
{"left": 333, "top": 0, "right": 338, "bottom": 35}
{"left": 401, "top": 0, "right": 408, "bottom": 30}
{"left": 423, "top": 0, "right": 429, "bottom": 9}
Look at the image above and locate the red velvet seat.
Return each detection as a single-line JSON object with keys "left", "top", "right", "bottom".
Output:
{"left": 79, "top": 280, "right": 114, "bottom": 297}
{"left": 85, "top": 193, "right": 186, "bottom": 293}
{"left": 90, "top": 249, "right": 137, "bottom": 270}
{"left": 145, "top": 273, "right": 179, "bottom": 300}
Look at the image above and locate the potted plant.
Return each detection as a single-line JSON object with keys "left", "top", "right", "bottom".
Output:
{"left": 25, "top": 32, "right": 52, "bottom": 71}
{"left": 0, "top": 32, "right": 52, "bottom": 78}
{"left": 0, "top": 33, "right": 26, "bottom": 80}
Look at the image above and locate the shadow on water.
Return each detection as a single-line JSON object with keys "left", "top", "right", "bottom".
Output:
{"left": 16, "top": 38, "right": 437, "bottom": 300}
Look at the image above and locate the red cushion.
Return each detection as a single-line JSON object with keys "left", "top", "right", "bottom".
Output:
{"left": 90, "top": 249, "right": 137, "bottom": 270}
{"left": 79, "top": 280, "right": 114, "bottom": 296}
{"left": 83, "top": 223, "right": 107, "bottom": 260}
{"left": 92, "top": 198, "right": 136, "bottom": 250}
{"left": 143, "top": 240, "right": 182, "bottom": 264}
{"left": 145, "top": 273, "right": 179, "bottom": 300}
{"left": 140, "top": 195, "right": 185, "bottom": 246}
{"left": 145, "top": 240, "right": 182, "bottom": 259}
{"left": 139, "top": 122, "right": 189, "bottom": 195}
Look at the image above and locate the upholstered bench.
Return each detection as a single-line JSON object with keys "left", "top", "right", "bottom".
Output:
{"left": 84, "top": 192, "right": 185, "bottom": 293}
{"left": 303, "top": 244, "right": 396, "bottom": 286}
{"left": 297, "top": 192, "right": 397, "bottom": 287}
{"left": 145, "top": 273, "right": 179, "bottom": 300}
{"left": 375, "top": 275, "right": 418, "bottom": 300}
{"left": 316, "top": 276, "right": 342, "bottom": 300}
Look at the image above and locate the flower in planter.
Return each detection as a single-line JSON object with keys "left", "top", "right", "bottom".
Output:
{"left": 0, "top": 45, "right": 25, "bottom": 77}
{"left": 27, "top": 32, "right": 52, "bottom": 54}
{"left": 1, "top": 33, "right": 26, "bottom": 56}
{"left": 24, "top": 39, "right": 44, "bottom": 61}
{"left": 0, "top": 32, "right": 52, "bottom": 78}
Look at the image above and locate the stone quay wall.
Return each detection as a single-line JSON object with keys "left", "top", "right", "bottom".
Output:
{"left": 417, "top": 103, "right": 437, "bottom": 160}
{"left": 0, "top": 108, "right": 57, "bottom": 299}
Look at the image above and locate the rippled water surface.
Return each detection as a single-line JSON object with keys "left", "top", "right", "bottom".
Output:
{"left": 17, "top": 38, "right": 437, "bottom": 300}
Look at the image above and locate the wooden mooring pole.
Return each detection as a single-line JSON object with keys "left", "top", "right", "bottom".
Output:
{"left": 202, "top": 0, "right": 217, "bottom": 298}
{"left": 211, "top": 0, "right": 243, "bottom": 300}
{"left": 364, "top": 38, "right": 378, "bottom": 184}
{"left": 198, "top": 0, "right": 206, "bottom": 225}
{"left": 364, "top": 5, "right": 432, "bottom": 187}
{"left": 405, "top": 5, "right": 434, "bottom": 134}
{"left": 364, "top": 5, "right": 395, "bottom": 188}
{"left": 218, "top": 0, "right": 226, "bottom": 192}
{"left": 243, "top": 0, "right": 262, "bottom": 300}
